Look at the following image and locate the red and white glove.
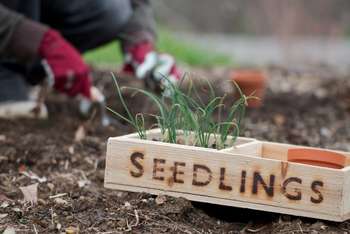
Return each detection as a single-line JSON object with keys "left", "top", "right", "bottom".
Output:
{"left": 38, "top": 29, "right": 92, "bottom": 99}
{"left": 122, "top": 41, "right": 181, "bottom": 94}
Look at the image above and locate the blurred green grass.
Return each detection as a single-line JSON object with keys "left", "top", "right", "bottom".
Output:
{"left": 84, "top": 30, "right": 232, "bottom": 67}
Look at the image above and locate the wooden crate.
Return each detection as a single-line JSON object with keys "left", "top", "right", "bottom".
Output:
{"left": 104, "top": 129, "right": 350, "bottom": 221}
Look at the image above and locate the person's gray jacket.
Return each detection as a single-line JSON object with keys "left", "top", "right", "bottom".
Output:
{"left": 0, "top": 4, "right": 22, "bottom": 56}
{"left": 0, "top": 0, "right": 155, "bottom": 63}
{"left": 0, "top": 3, "right": 47, "bottom": 62}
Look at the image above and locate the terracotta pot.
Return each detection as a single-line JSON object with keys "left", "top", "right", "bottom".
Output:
{"left": 231, "top": 70, "right": 267, "bottom": 108}
{"left": 288, "top": 148, "right": 346, "bottom": 169}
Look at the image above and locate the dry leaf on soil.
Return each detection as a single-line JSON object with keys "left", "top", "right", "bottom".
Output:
{"left": 0, "top": 135, "right": 6, "bottom": 141}
{"left": 155, "top": 195, "right": 167, "bottom": 205}
{"left": 68, "top": 146, "right": 75, "bottom": 155}
{"left": 0, "top": 193, "right": 9, "bottom": 202}
{"left": 3, "top": 227, "right": 16, "bottom": 234}
{"left": 19, "top": 183, "right": 38, "bottom": 204}
{"left": 74, "top": 125, "right": 86, "bottom": 142}
{"left": 54, "top": 198, "right": 68, "bottom": 205}
{"left": 273, "top": 113, "right": 286, "bottom": 127}
{"left": 1, "top": 201, "right": 9, "bottom": 208}
{"left": 65, "top": 226, "right": 79, "bottom": 234}
{"left": 77, "top": 180, "right": 90, "bottom": 188}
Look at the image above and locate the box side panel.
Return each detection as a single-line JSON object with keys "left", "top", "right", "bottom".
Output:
{"left": 341, "top": 169, "right": 350, "bottom": 219}
{"left": 105, "top": 138, "right": 344, "bottom": 220}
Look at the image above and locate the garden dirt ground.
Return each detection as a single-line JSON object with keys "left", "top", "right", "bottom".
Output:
{"left": 1, "top": 65, "right": 350, "bottom": 233}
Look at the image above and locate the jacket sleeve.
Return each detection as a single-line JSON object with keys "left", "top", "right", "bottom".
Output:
{"left": 119, "top": 0, "right": 157, "bottom": 50}
{"left": 0, "top": 4, "right": 47, "bottom": 62}
{"left": 0, "top": 4, "right": 23, "bottom": 57}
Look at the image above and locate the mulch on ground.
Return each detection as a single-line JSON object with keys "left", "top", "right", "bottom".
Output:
{"left": 0, "top": 66, "right": 349, "bottom": 233}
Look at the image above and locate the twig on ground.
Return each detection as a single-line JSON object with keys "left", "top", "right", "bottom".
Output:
{"left": 31, "top": 80, "right": 49, "bottom": 118}
{"left": 133, "top": 209, "right": 139, "bottom": 227}
{"left": 33, "top": 224, "right": 38, "bottom": 234}
{"left": 97, "top": 231, "right": 123, "bottom": 234}
{"left": 297, "top": 222, "right": 303, "bottom": 233}
{"left": 50, "top": 208, "right": 54, "bottom": 225}
{"left": 74, "top": 108, "right": 97, "bottom": 142}
{"left": 247, "top": 224, "right": 268, "bottom": 233}
{"left": 240, "top": 221, "right": 252, "bottom": 233}
{"left": 49, "top": 193, "right": 67, "bottom": 199}
{"left": 125, "top": 219, "right": 131, "bottom": 232}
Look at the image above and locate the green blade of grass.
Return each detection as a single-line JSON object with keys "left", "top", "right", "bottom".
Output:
{"left": 111, "top": 73, "right": 135, "bottom": 123}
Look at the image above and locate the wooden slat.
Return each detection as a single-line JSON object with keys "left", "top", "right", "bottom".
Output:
{"left": 123, "top": 128, "right": 256, "bottom": 148}
{"left": 341, "top": 167, "right": 350, "bottom": 218}
{"left": 105, "top": 135, "right": 346, "bottom": 221}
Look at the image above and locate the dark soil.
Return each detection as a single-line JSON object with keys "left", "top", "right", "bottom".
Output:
{"left": 0, "top": 66, "right": 350, "bottom": 233}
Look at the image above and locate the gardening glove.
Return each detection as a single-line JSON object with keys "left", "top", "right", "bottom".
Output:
{"left": 38, "top": 29, "right": 92, "bottom": 99}
{"left": 6, "top": 14, "right": 92, "bottom": 99}
{"left": 122, "top": 41, "right": 181, "bottom": 95}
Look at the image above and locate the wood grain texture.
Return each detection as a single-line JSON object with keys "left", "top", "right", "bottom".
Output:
{"left": 341, "top": 168, "right": 350, "bottom": 219}
{"left": 105, "top": 129, "right": 350, "bottom": 221}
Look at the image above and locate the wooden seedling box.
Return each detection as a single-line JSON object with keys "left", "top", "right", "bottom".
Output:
{"left": 104, "top": 129, "right": 350, "bottom": 221}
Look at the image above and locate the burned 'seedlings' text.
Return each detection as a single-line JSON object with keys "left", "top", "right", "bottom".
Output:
{"left": 129, "top": 152, "right": 324, "bottom": 204}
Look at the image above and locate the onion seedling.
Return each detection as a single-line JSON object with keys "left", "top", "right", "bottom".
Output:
{"left": 108, "top": 73, "right": 255, "bottom": 149}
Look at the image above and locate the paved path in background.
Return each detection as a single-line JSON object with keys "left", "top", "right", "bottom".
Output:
{"left": 178, "top": 33, "right": 350, "bottom": 71}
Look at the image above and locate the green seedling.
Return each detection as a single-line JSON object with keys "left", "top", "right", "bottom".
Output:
{"left": 108, "top": 73, "right": 255, "bottom": 149}
{"left": 107, "top": 73, "right": 146, "bottom": 139}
